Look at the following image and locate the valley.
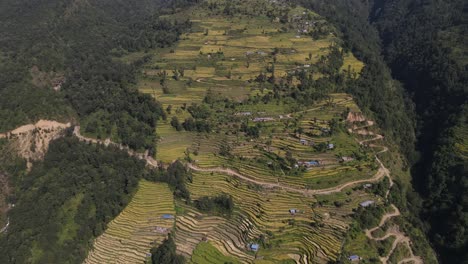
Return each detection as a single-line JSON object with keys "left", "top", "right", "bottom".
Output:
{"left": 0, "top": 0, "right": 447, "bottom": 263}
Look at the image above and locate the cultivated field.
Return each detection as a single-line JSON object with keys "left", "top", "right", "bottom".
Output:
{"left": 84, "top": 181, "right": 175, "bottom": 264}
{"left": 110, "top": 0, "right": 400, "bottom": 263}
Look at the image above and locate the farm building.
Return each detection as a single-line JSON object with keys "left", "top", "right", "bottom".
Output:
{"left": 359, "top": 200, "right": 375, "bottom": 207}
{"left": 363, "top": 183, "right": 373, "bottom": 188}
{"left": 341, "top": 156, "right": 354, "bottom": 162}
{"left": 289, "top": 209, "right": 298, "bottom": 215}
{"left": 253, "top": 117, "right": 275, "bottom": 122}
{"left": 298, "top": 160, "right": 320, "bottom": 168}
{"left": 327, "top": 143, "right": 334, "bottom": 149}
{"left": 249, "top": 243, "right": 260, "bottom": 252}
{"left": 300, "top": 139, "right": 308, "bottom": 145}
{"left": 348, "top": 255, "right": 360, "bottom": 261}
{"left": 161, "top": 214, "right": 175, "bottom": 219}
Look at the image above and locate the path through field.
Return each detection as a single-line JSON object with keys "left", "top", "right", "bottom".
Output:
{"left": 187, "top": 115, "right": 424, "bottom": 264}
{"left": 2, "top": 117, "right": 423, "bottom": 263}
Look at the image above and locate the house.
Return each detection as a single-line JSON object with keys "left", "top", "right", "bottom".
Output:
{"left": 298, "top": 160, "right": 320, "bottom": 168}
{"left": 359, "top": 200, "right": 375, "bottom": 207}
{"left": 306, "top": 160, "right": 319, "bottom": 166}
{"left": 289, "top": 209, "right": 298, "bottom": 215}
{"left": 341, "top": 156, "right": 354, "bottom": 162}
{"left": 300, "top": 139, "right": 308, "bottom": 145}
{"left": 327, "top": 143, "right": 334, "bottom": 149}
{"left": 363, "top": 183, "right": 373, "bottom": 188}
{"left": 348, "top": 255, "right": 360, "bottom": 261}
{"left": 253, "top": 117, "right": 274, "bottom": 122}
{"left": 161, "top": 214, "right": 175, "bottom": 219}
{"left": 249, "top": 243, "right": 260, "bottom": 251}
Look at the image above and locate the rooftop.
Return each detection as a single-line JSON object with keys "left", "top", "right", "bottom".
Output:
{"left": 359, "top": 200, "right": 375, "bottom": 207}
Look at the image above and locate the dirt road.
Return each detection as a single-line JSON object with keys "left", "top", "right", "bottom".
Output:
{"left": 365, "top": 205, "right": 422, "bottom": 264}
{"left": 73, "top": 126, "right": 159, "bottom": 168}
{"left": 188, "top": 159, "right": 388, "bottom": 197}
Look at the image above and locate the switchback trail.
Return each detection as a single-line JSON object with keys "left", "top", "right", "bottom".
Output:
{"left": 365, "top": 205, "right": 423, "bottom": 264}
{"left": 353, "top": 121, "right": 422, "bottom": 264}
{"left": 188, "top": 114, "right": 423, "bottom": 263}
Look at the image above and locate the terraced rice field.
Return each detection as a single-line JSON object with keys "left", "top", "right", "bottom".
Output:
{"left": 190, "top": 242, "right": 241, "bottom": 264}
{"left": 117, "top": 2, "right": 392, "bottom": 263}
{"left": 84, "top": 181, "right": 175, "bottom": 264}
{"left": 182, "top": 171, "right": 349, "bottom": 263}
{"left": 138, "top": 6, "right": 363, "bottom": 109}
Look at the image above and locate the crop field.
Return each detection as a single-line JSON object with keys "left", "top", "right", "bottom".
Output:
{"left": 138, "top": 3, "right": 363, "bottom": 109}
{"left": 84, "top": 181, "right": 175, "bottom": 264}
{"left": 175, "top": 169, "right": 379, "bottom": 263}
{"left": 109, "top": 0, "right": 400, "bottom": 263}
{"left": 190, "top": 242, "right": 241, "bottom": 264}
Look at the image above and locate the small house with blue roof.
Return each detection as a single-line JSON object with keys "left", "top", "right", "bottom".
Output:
{"left": 249, "top": 243, "right": 259, "bottom": 252}
{"left": 161, "top": 214, "right": 175, "bottom": 219}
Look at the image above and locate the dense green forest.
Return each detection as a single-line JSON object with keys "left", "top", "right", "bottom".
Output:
{"left": 0, "top": 0, "right": 195, "bottom": 262}
{"left": 0, "top": 136, "right": 194, "bottom": 263}
{"left": 0, "top": 137, "right": 147, "bottom": 263}
{"left": 150, "top": 235, "right": 186, "bottom": 264}
{"left": 370, "top": 1, "right": 467, "bottom": 261}
{"left": 0, "top": 0, "right": 193, "bottom": 151}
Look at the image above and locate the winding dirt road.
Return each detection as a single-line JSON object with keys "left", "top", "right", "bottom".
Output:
{"left": 0, "top": 218, "right": 9, "bottom": 234}
{"left": 187, "top": 115, "right": 423, "bottom": 263}
{"left": 73, "top": 126, "right": 159, "bottom": 168}
{"left": 353, "top": 123, "right": 422, "bottom": 264}
{"left": 365, "top": 205, "right": 422, "bottom": 264}
{"left": 188, "top": 159, "right": 387, "bottom": 197}
{"left": 1, "top": 118, "right": 423, "bottom": 263}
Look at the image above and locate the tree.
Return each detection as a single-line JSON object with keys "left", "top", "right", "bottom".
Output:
{"left": 151, "top": 235, "right": 185, "bottom": 264}
{"left": 170, "top": 116, "right": 183, "bottom": 131}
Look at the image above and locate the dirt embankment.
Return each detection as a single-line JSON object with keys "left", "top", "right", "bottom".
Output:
{"left": 346, "top": 112, "right": 366, "bottom": 123}
{"left": 3, "top": 120, "right": 71, "bottom": 170}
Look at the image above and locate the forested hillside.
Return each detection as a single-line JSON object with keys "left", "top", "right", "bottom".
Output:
{"left": 0, "top": 0, "right": 466, "bottom": 263}
{"left": 0, "top": 0, "right": 194, "bottom": 150}
{"left": 0, "top": 137, "right": 147, "bottom": 263}
{"left": 371, "top": 0, "right": 468, "bottom": 262}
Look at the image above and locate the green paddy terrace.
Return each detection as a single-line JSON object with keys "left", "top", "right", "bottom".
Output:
{"left": 133, "top": 2, "right": 367, "bottom": 172}
{"left": 136, "top": 2, "right": 363, "bottom": 109}
{"left": 173, "top": 169, "right": 379, "bottom": 264}
{"left": 117, "top": 0, "right": 388, "bottom": 263}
